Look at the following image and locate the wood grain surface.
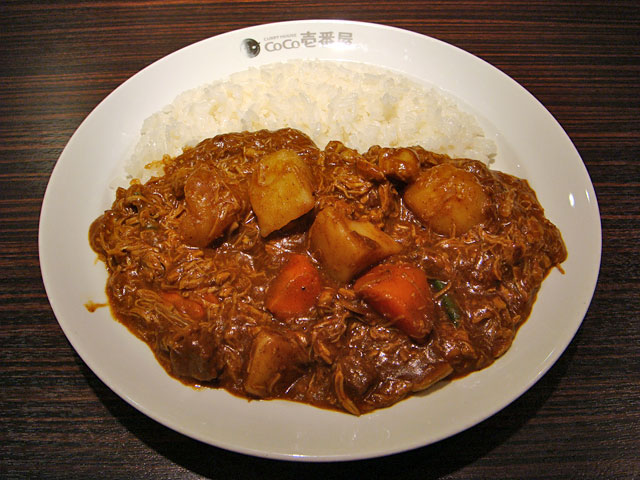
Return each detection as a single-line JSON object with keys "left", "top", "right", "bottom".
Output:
{"left": 1, "top": 1, "right": 638, "bottom": 478}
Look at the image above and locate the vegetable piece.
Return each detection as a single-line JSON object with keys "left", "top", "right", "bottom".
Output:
{"left": 378, "top": 148, "right": 421, "bottom": 183}
{"left": 404, "top": 163, "right": 488, "bottom": 236}
{"left": 354, "top": 263, "right": 436, "bottom": 340}
{"left": 245, "top": 329, "right": 307, "bottom": 397}
{"left": 430, "top": 279, "right": 462, "bottom": 327}
{"left": 265, "top": 254, "right": 322, "bottom": 320}
{"left": 309, "top": 207, "right": 402, "bottom": 283}
{"left": 249, "top": 149, "right": 315, "bottom": 237}
{"left": 162, "top": 291, "right": 206, "bottom": 321}
{"left": 179, "top": 167, "right": 243, "bottom": 247}
{"left": 411, "top": 362, "right": 454, "bottom": 392}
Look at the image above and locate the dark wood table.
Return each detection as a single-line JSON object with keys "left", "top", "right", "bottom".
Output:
{"left": 2, "top": 1, "right": 638, "bottom": 478}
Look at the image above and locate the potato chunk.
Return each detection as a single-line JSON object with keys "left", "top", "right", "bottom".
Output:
{"left": 404, "top": 163, "right": 488, "bottom": 235}
{"left": 249, "top": 149, "right": 315, "bottom": 237}
{"left": 309, "top": 207, "right": 402, "bottom": 283}
{"left": 244, "top": 330, "right": 307, "bottom": 398}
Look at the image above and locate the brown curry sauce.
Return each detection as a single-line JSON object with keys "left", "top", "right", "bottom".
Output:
{"left": 89, "top": 128, "right": 566, "bottom": 415}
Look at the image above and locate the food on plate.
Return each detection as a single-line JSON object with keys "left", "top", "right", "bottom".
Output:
{"left": 89, "top": 128, "right": 566, "bottom": 415}
{"left": 125, "top": 60, "right": 496, "bottom": 185}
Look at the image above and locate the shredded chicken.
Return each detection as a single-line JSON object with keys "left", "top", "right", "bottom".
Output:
{"left": 89, "top": 128, "right": 566, "bottom": 414}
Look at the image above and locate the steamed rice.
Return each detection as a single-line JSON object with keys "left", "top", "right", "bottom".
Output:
{"left": 126, "top": 60, "right": 496, "bottom": 183}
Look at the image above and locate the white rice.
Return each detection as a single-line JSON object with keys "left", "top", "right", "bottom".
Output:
{"left": 126, "top": 60, "right": 496, "bottom": 183}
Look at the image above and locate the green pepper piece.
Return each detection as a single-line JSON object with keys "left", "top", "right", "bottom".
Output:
{"left": 429, "top": 279, "right": 461, "bottom": 327}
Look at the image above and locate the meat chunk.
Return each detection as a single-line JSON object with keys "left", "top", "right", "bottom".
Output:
{"left": 179, "top": 167, "right": 243, "bottom": 247}
{"left": 378, "top": 148, "right": 421, "bottom": 183}
{"left": 168, "top": 327, "right": 221, "bottom": 381}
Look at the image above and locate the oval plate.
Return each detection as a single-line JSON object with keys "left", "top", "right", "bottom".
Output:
{"left": 39, "top": 20, "right": 601, "bottom": 461}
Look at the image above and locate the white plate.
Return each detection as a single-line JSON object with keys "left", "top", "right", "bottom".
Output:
{"left": 39, "top": 20, "right": 601, "bottom": 461}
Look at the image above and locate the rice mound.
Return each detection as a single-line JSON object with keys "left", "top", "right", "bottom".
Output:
{"left": 127, "top": 60, "right": 496, "bottom": 183}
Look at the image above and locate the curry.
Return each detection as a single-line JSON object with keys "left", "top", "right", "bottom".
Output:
{"left": 89, "top": 128, "right": 566, "bottom": 415}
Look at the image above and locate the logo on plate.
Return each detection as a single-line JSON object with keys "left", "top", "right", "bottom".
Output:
{"left": 241, "top": 31, "right": 355, "bottom": 59}
{"left": 241, "top": 38, "right": 261, "bottom": 58}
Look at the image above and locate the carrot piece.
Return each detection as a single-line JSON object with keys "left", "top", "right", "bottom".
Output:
{"left": 265, "top": 254, "right": 322, "bottom": 320}
{"left": 200, "top": 292, "right": 220, "bottom": 305}
{"left": 354, "top": 263, "right": 436, "bottom": 340}
{"left": 162, "top": 291, "right": 206, "bottom": 321}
